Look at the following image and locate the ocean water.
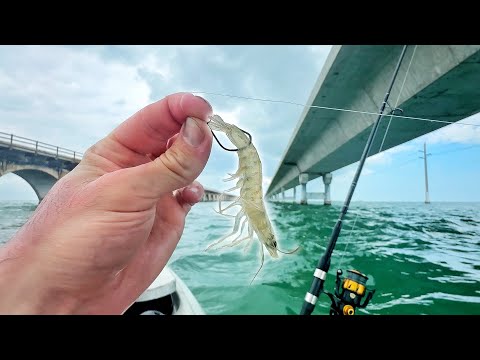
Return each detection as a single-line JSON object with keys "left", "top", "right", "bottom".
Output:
{"left": 1, "top": 200, "right": 479, "bottom": 315}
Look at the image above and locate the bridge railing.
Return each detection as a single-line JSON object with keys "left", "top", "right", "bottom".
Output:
{"left": 0, "top": 131, "right": 83, "bottom": 162}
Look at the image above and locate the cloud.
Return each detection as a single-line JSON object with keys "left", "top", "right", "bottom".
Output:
{"left": 1, "top": 45, "right": 479, "bottom": 203}
{"left": 334, "top": 165, "right": 374, "bottom": 186}
{"left": 0, "top": 45, "right": 335, "bottom": 201}
{"left": 419, "top": 112, "right": 480, "bottom": 145}
{"left": 366, "top": 152, "right": 391, "bottom": 166}
{"left": 366, "top": 143, "right": 416, "bottom": 166}
{"left": 0, "top": 45, "right": 153, "bottom": 152}
{"left": 214, "top": 105, "right": 244, "bottom": 127}
{"left": 262, "top": 176, "right": 272, "bottom": 190}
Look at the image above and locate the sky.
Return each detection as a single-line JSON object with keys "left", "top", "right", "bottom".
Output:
{"left": 0, "top": 45, "right": 479, "bottom": 203}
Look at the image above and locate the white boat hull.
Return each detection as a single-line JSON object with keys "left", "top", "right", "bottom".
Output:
{"left": 124, "top": 266, "right": 205, "bottom": 315}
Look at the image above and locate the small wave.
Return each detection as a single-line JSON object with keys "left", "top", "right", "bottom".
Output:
{"left": 460, "top": 218, "right": 477, "bottom": 224}
{"left": 368, "top": 292, "right": 480, "bottom": 311}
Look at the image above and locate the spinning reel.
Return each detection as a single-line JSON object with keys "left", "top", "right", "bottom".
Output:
{"left": 324, "top": 269, "right": 375, "bottom": 316}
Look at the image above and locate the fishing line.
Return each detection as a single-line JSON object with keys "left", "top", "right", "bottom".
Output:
{"left": 337, "top": 215, "right": 359, "bottom": 269}
{"left": 373, "top": 156, "right": 421, "bottom": 175}
{"left": 336, "top": 156, "right": 421, "bottom": 269}
{"left": 337, "top": 45, "right": 417, "bottom": 269}
{"left": 378, "top": 45, "right": 418, "bottom": 153}
{"left": 190, "top": 91, "right": 480, "bottom": 128}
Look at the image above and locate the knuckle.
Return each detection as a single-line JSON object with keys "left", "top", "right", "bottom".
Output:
{"left": 83, "top": 143, "right": 99, "bottom": 159}
{"left": 156, "top": 147, "right": 193, "bottom": 185}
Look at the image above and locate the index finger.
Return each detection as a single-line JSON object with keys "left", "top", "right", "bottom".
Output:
{"left": 113, "top": 92, "right": 213, "bottom": 157}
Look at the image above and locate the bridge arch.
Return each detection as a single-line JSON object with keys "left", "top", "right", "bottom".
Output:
{"left": 0, "top": 165, "right": 61, "bottom": 203}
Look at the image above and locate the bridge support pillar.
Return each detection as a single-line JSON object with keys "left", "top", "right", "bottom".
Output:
{"left": 323, "top": 173, "right": 332, "bottom": 206}
{"left": 281, "top": 187, "right": 285, "bottom": 201}
{"left": 299, "top": 173, "right": 309, "bottom": 205}
{"left": 293, "top": 186, "right": 296, "bottom": 203}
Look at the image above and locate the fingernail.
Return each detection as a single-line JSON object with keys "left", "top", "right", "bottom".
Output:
{"left": 188, "top": 182, "right": 204, "bottom": 199}
{"left": 182, "top": 117, "right": 205, "bottom": 147}
{"left": 194, "top": 95, "right": 212, "bottom": 110}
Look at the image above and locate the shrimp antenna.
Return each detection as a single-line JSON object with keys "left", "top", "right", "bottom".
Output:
{"left": 250, "top": 244, "right": 265, "bottom": 285}
{"left": 207, "top": 120, "right": 252, "bottom": 152}
{"left": 277, "top": 246, "right": 302, "bottom": 255}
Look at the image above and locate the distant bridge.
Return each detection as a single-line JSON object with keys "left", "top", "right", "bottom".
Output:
{"left": 0, "top": 131, "right": 235, "bottom": 203}
{"left": 202, "top": 187, "right": 236, "bottom": 202}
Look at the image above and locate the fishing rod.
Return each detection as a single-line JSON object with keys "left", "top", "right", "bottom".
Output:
{"left": 300, "top": 45, "right": 409, "bottom": 316}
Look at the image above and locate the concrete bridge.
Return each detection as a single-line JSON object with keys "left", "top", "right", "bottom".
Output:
{"left": 266, "top": 45, "right": 480, "bottom": 204}
{"left": 0, "top": 132, "right": 82, "bottom": 202}
{"left": 0, "top": 131, "right": 235, "bottom": 203}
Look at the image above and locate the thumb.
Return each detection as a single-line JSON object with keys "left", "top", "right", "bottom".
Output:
{"left": 126, "top": 116, "right": 213, "bottom": 200}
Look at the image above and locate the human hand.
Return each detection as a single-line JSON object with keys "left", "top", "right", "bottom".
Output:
{"left": 0, "top": 92, "right": 213, "bottom": 314}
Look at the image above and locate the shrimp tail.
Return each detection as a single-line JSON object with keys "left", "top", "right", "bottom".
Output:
{"left": 207, "top": 114, "right": 227, "bottom": 131}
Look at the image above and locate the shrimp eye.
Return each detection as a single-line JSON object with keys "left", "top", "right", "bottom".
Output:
{"left": 273, "top": 241, "right": 277, "bottom": 247}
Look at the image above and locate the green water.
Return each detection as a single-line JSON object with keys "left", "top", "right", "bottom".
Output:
{"left": 1, "top": 200, "right": 479, "bottom": 315}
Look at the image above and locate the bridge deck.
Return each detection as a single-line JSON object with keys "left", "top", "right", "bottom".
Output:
{"left": 0, "top": 131, "right": 82, "bottom": 163}
{"left": 266, "top": 45, "right": 480, "bottom": 197}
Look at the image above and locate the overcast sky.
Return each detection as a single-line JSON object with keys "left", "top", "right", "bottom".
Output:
{"left": 0, "top": 45, "right": 479, "bottom": 203}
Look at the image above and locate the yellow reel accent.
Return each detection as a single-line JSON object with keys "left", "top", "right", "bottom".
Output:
{"left": 343, "top": 305, "right": 355, "bottom": 315}
{"left": 343, "top": 278, "right": 366, "bottom": 296}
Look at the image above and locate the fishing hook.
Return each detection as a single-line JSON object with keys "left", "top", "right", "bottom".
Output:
{"left": 207, "top": 120, "right": 252, "bottom": 152}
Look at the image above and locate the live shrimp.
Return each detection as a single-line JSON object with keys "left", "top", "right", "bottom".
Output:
{"left": 205, "top": 114, "right": 299, "bottom": 284}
